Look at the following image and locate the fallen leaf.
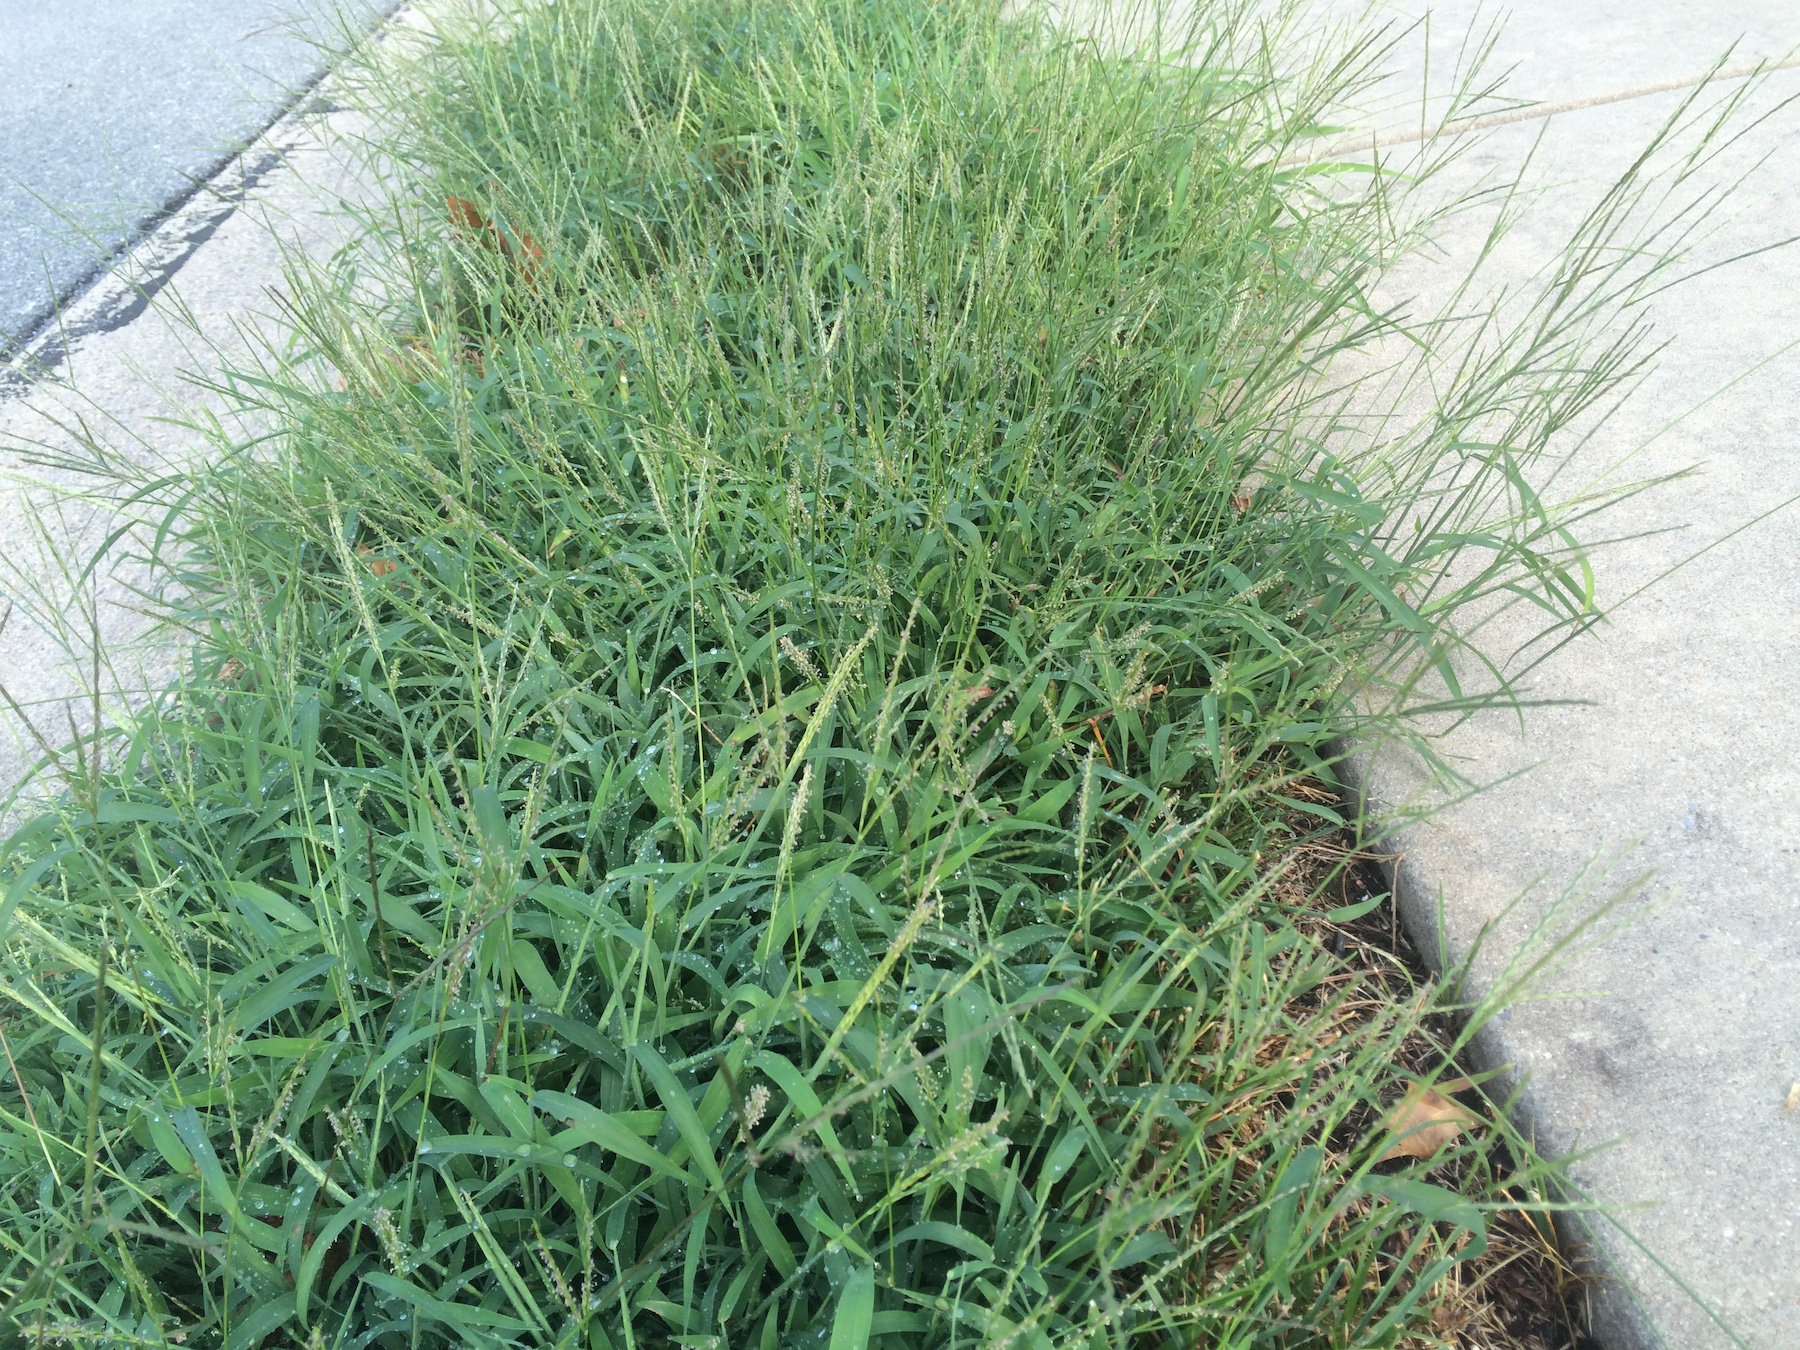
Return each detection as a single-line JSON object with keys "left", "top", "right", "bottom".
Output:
{"left": 1231, "top": 487, "right": 1253, "bottom": 515}
{"left": 1378, "top": 1079, "right": 1478, "bottom": 1162}
{"left": 356, "top": 543, "right": 398, "bottom": 578}
{"left": 1785, "top": 1081, "right": 1799, "bottom": 1113}
{"left": 446, "top": 194, "right": 486, "bottom": 232}
{"left": 497, "top": 227, "right": 546, "bottom": 282}
{"left": 448, "top": 195, "right": 546, "bottom": 280}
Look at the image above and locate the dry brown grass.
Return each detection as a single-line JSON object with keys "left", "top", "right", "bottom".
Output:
{"left": 1278, "top": 811, "right": 1600, "bottom": 1350}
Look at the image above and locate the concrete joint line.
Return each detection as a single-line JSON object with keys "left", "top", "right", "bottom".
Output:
{"left": 1290, "top": 51, "right": 1800, "bottom": 165}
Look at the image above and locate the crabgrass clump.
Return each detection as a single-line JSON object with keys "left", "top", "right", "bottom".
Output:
{"left": 0, "top": 0, "right": 1652, "bottom": 1345}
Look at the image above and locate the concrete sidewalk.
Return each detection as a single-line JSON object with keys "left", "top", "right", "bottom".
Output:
{"left": 1322, "top": 2, "right": 1800, "bottom": 1345}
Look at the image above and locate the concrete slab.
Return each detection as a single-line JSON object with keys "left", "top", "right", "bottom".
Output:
{"left": 1312, "top": 3, "right": 1800, "bottom": 1346}
{"left": 0, "top": 0, "right": 387, "bottom": 349}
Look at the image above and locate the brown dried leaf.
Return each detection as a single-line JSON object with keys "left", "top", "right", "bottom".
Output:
{"left": 513, "top": 230, "right": 545, "bottom": 278}
{"left": 1379, "top": 1078, "right": 1479, "bottom": 1162}
{"left": 446, "top": 194, "right": 486, "bottom": 233}
{"left": 356, "top": 543, "right": 398, "bottom": 578}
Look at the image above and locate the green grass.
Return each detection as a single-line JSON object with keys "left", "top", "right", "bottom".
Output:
{"left": 0, "top": 0, "right": 1736, "bottom": 1345}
